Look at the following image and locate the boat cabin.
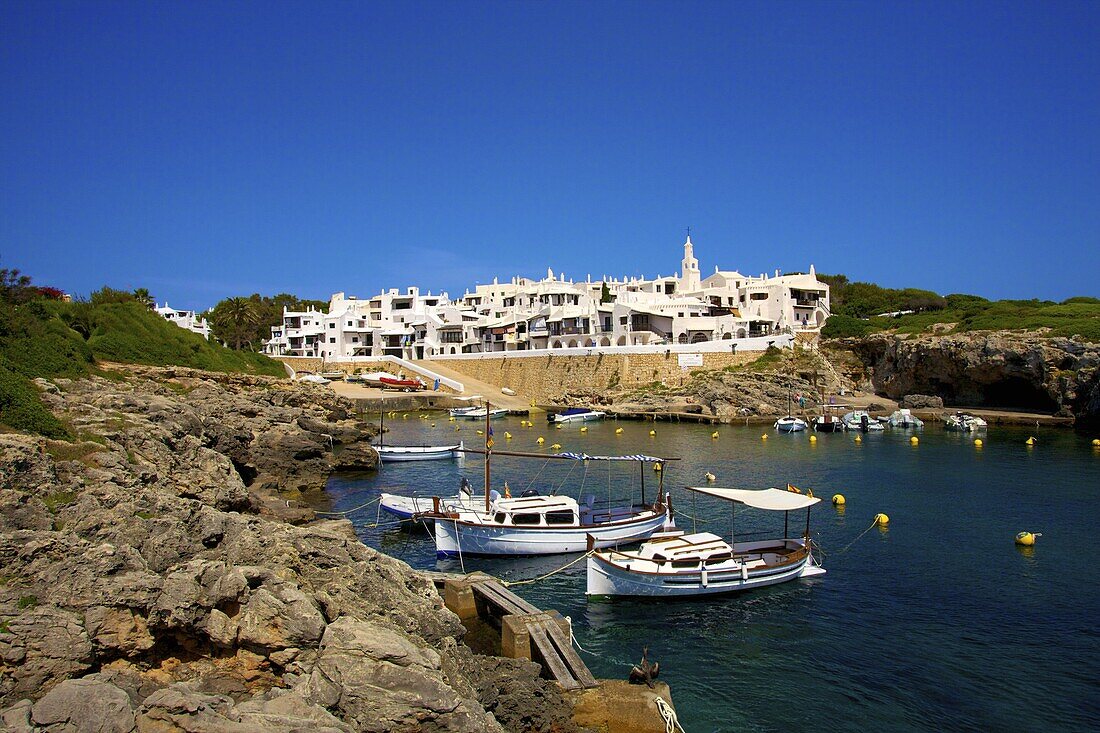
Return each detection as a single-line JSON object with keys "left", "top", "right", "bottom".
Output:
{"left": 488, "top": 495, "right": 582, "bottom": 527}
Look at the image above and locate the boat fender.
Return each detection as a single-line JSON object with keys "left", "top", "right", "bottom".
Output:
{"left": 832, "top": 494, "right": 846, "bottom": 506}
{"left": 701, "top": 567, "right": 708, "bottom": 588}
{"left": 874, "top": 513, "right": 890, "bottom": 526}
{"left": 741, "top": 564, "right": 749, "bottom": 582}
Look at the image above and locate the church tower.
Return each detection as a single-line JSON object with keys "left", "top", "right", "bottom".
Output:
{"left": 680, "top": 232, "right": 701, "bottom": 292}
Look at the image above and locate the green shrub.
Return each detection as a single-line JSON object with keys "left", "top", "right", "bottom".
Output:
{"left": 821, "top": 314, "right": 878, "bottom": 339}
{"left": 0, "top": 365, "right": 70, "bottom": 439}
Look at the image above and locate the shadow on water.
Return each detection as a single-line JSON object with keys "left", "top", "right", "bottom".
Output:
{"left": 317, "top": 413, "right": 1100, "bottom": 733}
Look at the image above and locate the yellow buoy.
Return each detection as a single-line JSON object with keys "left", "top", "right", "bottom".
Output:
{"left": 832, "top": 494, "right": 846, "bottom": 506}
{"left": 551, "top": 443, "right": 562, "bottom": 450}
{"left": 809, "top": 435, "right": 817, "bottom": 443}
{"left": 615, "top": 427, "right": 624, "bottom": 434}
{"left": 537, "top": 436, "right": 545, "bottom": 444}
{"left": 654, "top": 463, "right": 663, "bottom": 472}
{"left": 910, "top": 436, "right": 919, "bottom": 445}
{"left": 1025, "top": 437, "right": 1036, "bottom": 446}
{"left": 854, "top": 435, "right": 862, "bottom": 443}
{"left": 449, "top": 416, "right": 455, "bottom": 422}
{"left": 1093, "top": 438, "right": 1100, "bottom": 446}
{"left": 431, "top": 423, "right": 436, "bottom": 428}
{"left": 649, "top": 430, "right": 657, "bottom": 436}
{"left": 711, "top": 431, "right": 719, "bottom": 439}
{"left": 761, "top": 434, "right": 768, "bottom": 440}
{"left": 974, "top": 438, "right": 983, "bottom": 448}
{"left": 402, "top": 414, "right": 408, "bottom": 419}
{"left": 705, "top": 472, "right": 716, "bottom": 482}
{"left": 556, "top": 424, "right": 562, "bottom": 430}
{"left": 476, "top": 429, "right": 483, "bottom": 435}
{"left": 1015, "top": 531, "right": 1041, "bottom": 546}
{"left": 580, "top": 426, "right": 588, "bottom": 433}
{"left": 505, "top": 432, "right": 512, "bottom": 439}
{"left": 874, "top": 513, "right": 890, "bottom": 526}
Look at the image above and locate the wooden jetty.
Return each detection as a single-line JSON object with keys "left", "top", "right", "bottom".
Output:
{"left": 428, "top": 571, "right": 597, "bottom": 691}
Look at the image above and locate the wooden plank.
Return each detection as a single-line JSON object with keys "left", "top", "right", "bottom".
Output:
{"left": 475, "top": 579, "right": 541, "bottom": 616}
{"left": 528, "top": 622, "right": 579, "bottom": 690}
{"left": 540, "top": 620, "right": 598, "bottom": 689}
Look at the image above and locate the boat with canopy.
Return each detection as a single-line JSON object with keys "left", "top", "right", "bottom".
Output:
{"left": 586, "top": 485, "right": 825, "bottom": 598}
{"left": 419, "top": 404, "right": 676, "bottom": 557}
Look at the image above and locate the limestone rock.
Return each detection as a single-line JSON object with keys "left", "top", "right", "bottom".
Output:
{"left": 30, "top": 677, "right": 136, "bottom": 733}
{"left": 899, "top": 394, "right": 943, "bottom": 409}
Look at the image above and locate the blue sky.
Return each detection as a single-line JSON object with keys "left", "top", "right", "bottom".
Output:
{"left": 2, "top": 1, "right": 1097, "bottom": 310}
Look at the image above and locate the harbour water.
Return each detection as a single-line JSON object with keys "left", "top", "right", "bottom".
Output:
{"left": 320, "top": 414, "right": 1100, "bottom": 732}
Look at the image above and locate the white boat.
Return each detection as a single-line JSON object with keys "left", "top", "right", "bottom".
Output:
{"left": 886, "top": 409, "right": 924, "bottom": 429}
{"left": 460, "top": 407, "right": 509, "bottom": 420}
{"left": 586, "top": 486, "right": 825, "bottom": 598}
{"left": 549, "top": 408, "right": 607, "bottom": 423}
{"left": 843, "top": 410, "right": 885, "bottom": 432}
{"left": 318, "top": 371, "right": 345, "bottom": 380}
{"left": 297, "top": 374, "right": 331, "bottom": 385}
{"left": 449, "top": 406, "right": 480, "bottom": 417}
{"left": 376, "top": 442, "right": 464, "bottom": 462}
{"left": 945, "top": 413, "right": 987, "bottom": 431}
{"left": 380, "top": 479, "right": 477, "bottom": 521}
{"left": 774, "top": 416, "right": 808, "bottom": 433}
{"left": 432, "top": 490, "right": 671, "bottom": 557}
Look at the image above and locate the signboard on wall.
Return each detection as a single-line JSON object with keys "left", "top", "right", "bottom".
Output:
{"left": 677, "top": 353, "right": 703, "bottom": 369}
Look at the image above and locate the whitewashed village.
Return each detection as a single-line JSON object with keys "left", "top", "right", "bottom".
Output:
{"left": 235, "top": 236, "right": 831, "bottom": 360}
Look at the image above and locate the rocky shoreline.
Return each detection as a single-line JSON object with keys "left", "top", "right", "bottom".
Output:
{"left": 0, "top": 366, "right": 582, "bottom": 732}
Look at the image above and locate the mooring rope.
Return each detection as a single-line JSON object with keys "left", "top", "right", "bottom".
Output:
{"left": 502, "top": 550, "right": 593, "bottom": 587}
{"left": 837, "top": 518, "right": 880, "bottom": 555}
{"left": 314, "top": 496, "right": 380, "bottom": 516}
{"left": 655, "top": 697, "right": 685, "bottom": 733}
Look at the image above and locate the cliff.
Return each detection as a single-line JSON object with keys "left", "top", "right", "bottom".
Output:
{"left": 0, "top": 367, "right": 579, "bottom": 732}
{"left": 842, "top": 332, "right": 1100, "bottom": 427}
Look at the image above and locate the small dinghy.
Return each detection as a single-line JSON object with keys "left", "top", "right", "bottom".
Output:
{"left": 549, "top": 408, "right": 607, "bottom": 423}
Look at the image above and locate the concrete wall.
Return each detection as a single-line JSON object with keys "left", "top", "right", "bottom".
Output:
{"left": 431, "top": 352, "right": 758, "bottom": 403}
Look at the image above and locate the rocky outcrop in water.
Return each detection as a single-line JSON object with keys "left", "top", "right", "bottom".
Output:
{"left": 843, "top": 332, "right": 1100, "bottom": 426}
{"left": 0, "top": 367, "right": 581, "bottom": 732}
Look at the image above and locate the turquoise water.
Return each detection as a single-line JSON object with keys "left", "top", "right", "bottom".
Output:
{"left": 322, "top": 414, "right": 1100, "bottom": 732}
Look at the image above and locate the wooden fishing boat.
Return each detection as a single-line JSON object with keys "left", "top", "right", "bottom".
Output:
{"left": 775, "top": 382, "right": 807, "bottom": 432}
{"left": 376, "top": 442, "right": 464, "bottom": 462}
{"left": 586, "top": 486, "right": 825, "bottom": 598}
{"left": 380, "top": 479, "right": 476, "bottom": 521}
{"left": 420, "top": 404, "right": 676, "bottom": 557}
{"left": 460, "top": 407, "right": 508, "bottom": 419}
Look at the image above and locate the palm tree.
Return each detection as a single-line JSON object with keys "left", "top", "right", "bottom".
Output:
{"left": 213, "top": 297, "right": 259, "bottom": 350}
{"left": 132, "top": 287, "right": 155, "bottom": 309}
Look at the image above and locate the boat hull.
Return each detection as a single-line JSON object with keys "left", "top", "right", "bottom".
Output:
{"left": 586, "top": 543, "right": 825, "bottom": 597}
{"left": 433, "top": 510, "right": 669, "bottom": 557}
{"left": 376, "top": 444, "right": 462, "bottom": 462}
{"left": 551, "top": 411, "right": 607, "bottom": 423}
{"left": 379, "top": 492, "right": 472, "bottom": 521}
{"left": 774, "top": 418, "right": 807, "bottom": 433}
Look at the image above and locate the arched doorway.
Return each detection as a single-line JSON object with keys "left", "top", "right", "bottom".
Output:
{"left": 691, "top": 333, "right": 708, "bottom": 343}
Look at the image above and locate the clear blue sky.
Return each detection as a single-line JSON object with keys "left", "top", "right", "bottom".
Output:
{"left": 2, "top": 1, "right": 1097, "bottom": 310}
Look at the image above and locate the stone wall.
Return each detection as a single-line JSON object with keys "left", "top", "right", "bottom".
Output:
{"left": 432, "top": 352, "right": 758, "bottom": 404}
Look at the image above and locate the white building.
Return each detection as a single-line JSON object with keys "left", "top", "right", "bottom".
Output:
{"left": 262, "top": 235, "right": 831, "bottom": 359}
{"left": 156, "top": 302, "right": 212, "bottom": 340}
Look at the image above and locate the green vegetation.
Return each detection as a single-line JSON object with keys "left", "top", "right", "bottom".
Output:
{"left": 819, "top": 274, "right": 1100, "bottom": 342}
{"left": 207, "top": 293, "right": 327, "bottom": 351}
{"left": 42, "top": 491, "right": 77, "bottom": 513}
{"left": 0, "top": 267, "right": 286, "bottom": 438}
{"left": 17, "top": 595, "right": 37, "bottom": 610}
{"left": 0, "top": 620, "right": 9, "bottom": 634}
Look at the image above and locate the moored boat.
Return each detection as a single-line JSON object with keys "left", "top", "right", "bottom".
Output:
{"left": 887, "top": 409, "right": 924, "bottom": 429}
{"left": 945, "top": 412, "right": 987, "bottom": 431}
{"left": 376, "top": 442, "right": 464, "bottom": 462}
{"left": 460, "top": 407, "right": 508, "bottom": 419}
{"left": 774, "top": 416, "right": 808, "bottom": 433}
{"left": 379, "top": 376, "right": 426, "bottom": 392}
{"left": 812, "top": 404, "right": 848, "bottom": 432}
{"left": 586, "top": 486, "right": 825, "bottom": 598}
{"left": 843, "top": 410, "right": 885, "bottom": 432}
{"left": 380, "top": 479, "right": 477, "bottom": 521}
{"left": 549, "top": 408, "right": 607, "bottom": 423}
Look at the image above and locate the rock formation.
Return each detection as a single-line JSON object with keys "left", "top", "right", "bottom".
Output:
{"left": 843, "top": 332, "right": 1100, "bottom": 426}
{"left": 0, "top": 366, "right": 582, "bottom": 732}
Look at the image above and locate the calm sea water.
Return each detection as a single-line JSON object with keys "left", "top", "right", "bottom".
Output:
{"left": 319, "top": 413, "right": 1100, "bottom": 732}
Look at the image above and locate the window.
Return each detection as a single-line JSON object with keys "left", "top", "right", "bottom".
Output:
{"left": 351, "top": 337, "right": 359, "bottom": 343}
{"left": 347, "top": 321, "right": 352, "bottom": 327}
{"left": 329, "top": 322, "right": 335, "bottom": 328}
{"left": 545, "top": 511, "right": 574, "bottom": 526}
{"left": 494, "top": 512, "right": 507, "bottom": 524}
{"left": 512, "top": 513, "right": 541, "bottom": 525}
{"left": 328, "top": 337, "right": 336, "bottom": 343}
{"left": 751, "top": 293, "right": 769, "bottom": 301}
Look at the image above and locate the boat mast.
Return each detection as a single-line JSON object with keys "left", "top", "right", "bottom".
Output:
{"left": 484, "top": 400, "right": 491, "bottom": 512}
{"left": 379, "top": 401, "right": 384, "bottom": 447}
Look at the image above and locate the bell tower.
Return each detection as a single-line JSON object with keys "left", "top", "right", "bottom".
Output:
{"left": 680, "top": 229, "right": 701, "bottom": 292}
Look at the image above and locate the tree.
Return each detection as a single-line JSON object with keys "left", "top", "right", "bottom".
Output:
{"left": 132, "top": 288, "right": 155, "bottom": 309}
{"left": 0, "top": 267, "right": 34, "bottom": 304}
{"left": 210, "top": 297, "right": 260, "bottom": 350}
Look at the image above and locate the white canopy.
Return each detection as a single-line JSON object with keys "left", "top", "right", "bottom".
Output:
{"left": 685, "top": 486, "right": 821, "bottom": 511}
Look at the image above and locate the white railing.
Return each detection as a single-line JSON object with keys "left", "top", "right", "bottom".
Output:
{"left": 428, "top": 334, "right": 792, "bottom": 361}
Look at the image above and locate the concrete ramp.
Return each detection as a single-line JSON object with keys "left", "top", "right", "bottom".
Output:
{"left": 412, "top": 360, "right": 533, "bottom": 412}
